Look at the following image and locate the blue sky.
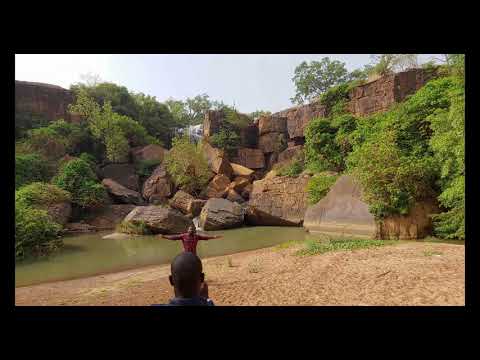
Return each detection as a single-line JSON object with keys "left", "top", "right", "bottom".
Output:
{"left": 15, "top": 54, "right": 440, "bottom": 113}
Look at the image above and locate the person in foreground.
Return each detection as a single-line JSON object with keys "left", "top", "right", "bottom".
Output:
{"left": 160, "top": 225, "right": 222, "bottom": 255}
{"left": 152, "top": 252, "right": 215, "bottom": 306}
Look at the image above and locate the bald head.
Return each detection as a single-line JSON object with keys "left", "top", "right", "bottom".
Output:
{"left": 169, "top": 252, "right": 204, "bottom": 297}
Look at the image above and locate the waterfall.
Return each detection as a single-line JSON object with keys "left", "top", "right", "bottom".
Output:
{"left": 192, "top": 216, "right": 202, "bottom": 231}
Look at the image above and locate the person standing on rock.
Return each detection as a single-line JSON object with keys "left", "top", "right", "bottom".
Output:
{"left": 160, "top": 225, "right": 222, "bottom": 255}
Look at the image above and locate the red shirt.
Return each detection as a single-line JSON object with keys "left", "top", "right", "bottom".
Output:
{"left": 166, "top": 233, "right": 216, "bottom": 254}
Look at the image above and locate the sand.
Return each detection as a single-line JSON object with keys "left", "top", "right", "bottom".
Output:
{"left": 15, "top": 242, "right": 465, "bottom": 306}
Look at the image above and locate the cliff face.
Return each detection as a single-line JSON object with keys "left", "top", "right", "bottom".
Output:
{"left": 15, "top": 80, "right": 80, "bottom": 123}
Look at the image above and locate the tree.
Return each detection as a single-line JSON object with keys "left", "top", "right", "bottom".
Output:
{"left": 368, "top": 54, "right": 419, "bottom": 77}
{"left": 249, "top": 110, "right": 272, "bottom": 120}
{"left": 165, "top": 94, "right": 214, "bottom": 127}
{"left": 291, "top": 58, "right": 350, "bottom": 104}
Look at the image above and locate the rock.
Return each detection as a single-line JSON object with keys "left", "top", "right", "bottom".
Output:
{"left": 278, "top": 145, "right": 304, "bottom": 163}
{"left": 64, "top": 222, "right": 97, "bottom": 234}
{"left": 131, "top": 144, "right": 166, "bottom": 163}
{"left": 240, "top": 184, "right": 253, "bottom": 200}
{"left": 303, "top": 175, "right": 376, "bottom": 237}
{"left": 202, "top": 141, "right": 233, "bottom": 178}
{"left": 283, "top": 101, "right": 327, "bottom": 139}
{"left": 142, "top": 164, "right": 174, "bottom": 203}
{"left": 263, "top": 170, "right": 278, "bottom": 180}
{"left": 376, "top": 199, "right": 440, "bottom": 240}
{"left": 84, "top": 204, "right": 136, "bottom": 230}
{"left": 199, "top": 198, "right": 244, "bottom": 230}
{"left": 248, "top": 174, "right": 311, "bottom": 226}
{"left": 123, "top": 205, "right": 193, "bottom": 234}
{"left": 258, "top": 132, "right": 287, "bottom": 154}
{"left": 258, "top": 115, "right": 287, "bottom": 135}
{"left": 203, "top": 110, "right": 224, "bottom": 137}
{"left": 99, "top": 163, "right": 140, "bottom": 191}
{"left": 189, "top": 199, "right": 207, "bottom": 217}
{"left": 234, "top": 148, "right": 265, "bottom": 169}
{"left": 169, "top": 190, "right": 195, "bottom": 215}
{"left": 227, "top": 177, "right": 251, "bottom": 193}
{"left": 265, "top": 152, "right": 279, "bottom": 170}
{"left": 45, "top": 202, "right": 72, "bottom": 226}
{"left": 226, "top": 189, "right": 245, "bottom": 204}
{"left": 230, "top": 163, "right": 255, "bottom": 180}
{"left": 204, "top": 174, "right": 231, "bottom": 198}
{"left": 102, "top": 179, "right": 145, "bottom": 205}
{"left": 244, "top": 205, "right": 298, "bottom": 226}
{"left": 239, "top": 123, "right": 259, "bottom": 148}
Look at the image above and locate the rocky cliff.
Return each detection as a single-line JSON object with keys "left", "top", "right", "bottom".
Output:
{"left": 15, "top": 80, "right": 80, "bottom": 123}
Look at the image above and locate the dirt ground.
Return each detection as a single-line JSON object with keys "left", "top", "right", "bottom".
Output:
{"left": 15, "top": 242, "right": 465, "bottom": 306}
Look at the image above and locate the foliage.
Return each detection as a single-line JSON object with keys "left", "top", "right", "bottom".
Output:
{"left": 428, "top": 77, "right": 465, "bottom": 239}
{"left": 15, "top": 202, "right": 62, "bottom": 259}
{"left": 165, "top": 93, "right": 214, "bottom": 127}
{"left": 15, "top": 112, "right": 50, "bottom": 139}
{"left": 135, "top": 159, "right": 162, "bottom": 178}
{"left": 304, "top": 118, "right": 343, "bottom": 172}
{"left": 52, "top": 158, "right": 107, "bottom": 209}
{"left": 15, "top": 153, "right": 53, "bottom": 189}
{"left": 296, "top": 236, "right": 395, "bottom": 256}
{"left": 249, "top": 110, "right": 272, "bottom": 120}
{"left": 307, "top": 173, "right": 339, "bottom": 204}
{"left": 209, "top": 129, "right": 241, "bottom": 157}
{"left": 164, "top": 136, "right": 212, "bottom": 196}
{"left": 276, "top": 158, "right": 305, "bottom": 177}
{"left": 223, "top": 107, "right": 252, "bottom": 129}
{"left": 368, "top": 54, "right": 419, "bottom": 77}
{"left": 116, "top": 220, "right": 152, "bottom": 235}
{"left": 15, "top": 182, "right": 71, "bottom": 208}
{"left": 79, "top": 152, "right": 97, "bottom": 167}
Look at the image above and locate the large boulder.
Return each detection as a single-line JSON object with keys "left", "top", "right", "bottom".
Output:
{"left": 45, "top": 202, "right": 72, "bottom": 226}
{"left": 190, "top": 199, "right": 207, "bottom": 217}
{"left": 248, "top": 174, "right": 311, "bottom": 226}
{"left": 278, "top": 145, "right": 304, "bottom": 163}
{"left": 234, "top": 148, "right": 265, "bottom": 169}
{"left": 84, "top": 204, "right": 136, "bottom": 230}
{"left": 303, "top": 175, "right": 376, "bottom": 237}
{"left": 258, "top": 132, "right": 287, "bottom": 154}
{"left": 199, "top": 198, "right": 244, "bottom": 230}
{"left": 258, "top": 115, "right": 287, "bottom": 135}
{"left": 239, "top": 123, "right": 259, "bottom": 148}
{"left": 230, "top": 163, "right": 254, "bottom": 182}
{"left": 122, "top": 205, "right": 193, "bottom": 234}
{"left": 204, "top": 174, "right": 231, "bottom": 198}
{"left": 226, "top": 189, "right": 245, "bottom": 204}
{"left": 102, "top": 178, "right": 145, "bottom": 205}
{"left": 131, "top": 144, "right": 166, "bottom": 163}
{"left": 169, "top": 190, "right": 195, "bottom": 215}
{"left": 376, "top": 199, "right": 440, "bottom": 240}
{"left": 202, "top": 141, "right": 233, "bottom": 178}
{"left": 142, "top": 164, "right": 174, "bottom": 203}
{"left": 244, "top": 205, "right": 298, "bottom": 226}
{"left": 240, "top": 183, "right": 253, "bottom": 200}
{"left": 227, "top": 177, "right": 251, "bottom": 194}
{"left": 203, "top": 110, "right": 224, "bottom": 138}
{"left": 99, "top": 163, "right": 140, "bottom": 191}
{"left": 278, "top": 101, "right": 327, "bottom": 139}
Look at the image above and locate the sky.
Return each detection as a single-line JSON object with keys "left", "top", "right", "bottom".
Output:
{"left": 15, "top": 54, "right": 441, "bottom": 114}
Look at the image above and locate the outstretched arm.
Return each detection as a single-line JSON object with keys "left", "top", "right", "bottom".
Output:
{"left": 197, "top": 234, "right": 223, "bottom": 241}
{"left": 160, "top": 234, "right": 183, "bottom": 240}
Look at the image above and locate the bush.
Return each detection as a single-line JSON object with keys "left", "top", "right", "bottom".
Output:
{"left": 15, "top": 203, "right": 62, "bottom": 259}
{"left": 165, "top": 136, "right": 211, "bottom": 196}
{"left": 210, "top": 129, "right": 241, "bottom": 157}
{"left": 53, "top": 158, "right": 107, "bottom": 209}
{"left": 116, "top": 220, "right": 152, "bottom": 235}
{"left": 15, "top": 182, "right": 71, "bottom": 208}
{"left": 307, "top": 173, "right": 338, "bottom": 204}
{"left": 135, "top": 159, "right": 161, "bottom": 178}
{"left": 15, "top": 153, "right": 53, "bottom": 189}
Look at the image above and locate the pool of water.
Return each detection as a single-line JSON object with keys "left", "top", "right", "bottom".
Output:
{"left": 15, "top": 227, "right": 316, "bottom": 287}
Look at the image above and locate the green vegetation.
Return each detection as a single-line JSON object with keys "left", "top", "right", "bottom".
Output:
{"left": 15, "top": 203, "right": 63, "bottom": 259}
{"left": 424, "top": 249, "right": 443, "bottom": 257}
{"left": 210, "top": 128, "right": 241, "bottom": 157}
{"left": 307, "top": 173, "right": 339, "bottom": 204}
{"left": 15, "top": 153, "right": 53, "bottom": 189}
{"left": 116, "top": 220, "right": 152, "bottom": 235}
{"left": 53, "top": 158, "right": 107, "bottom": 209}
{"left": 296, "top": 236, "right": 395, "bottom": 256}
{"left": 135, "top": 159, "right": 162, "bottom": 178}
{"left": 276, "top": 158, "right": 304, "bottom": 177}
{"left": 15, "top": 182, "right": 71, "bottom": 208}
{"left": 164, "top": 136, "right": 212, "bottom": 196}
{"left": 367, "top": 54, "right": 418, "bottom": 77}
{"left": 15, "top": 112, "right": 50, "bottom": 139}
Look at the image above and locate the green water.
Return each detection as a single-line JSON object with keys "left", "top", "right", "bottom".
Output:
{"left": 15, "top": 227, "right": 315, "bottom": 287}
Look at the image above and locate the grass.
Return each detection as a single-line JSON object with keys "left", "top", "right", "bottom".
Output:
{"left": 275, "top": 240, "right": 303, "bottom": 250}
{"left": 295, "top": 236, "right": 396, "bottom": 256}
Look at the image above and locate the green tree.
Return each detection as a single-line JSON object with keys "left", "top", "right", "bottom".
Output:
{"left": 164, "top": 136, "right": 211, "bottom": 196}
{"left": 53, "top": 158, "right": 107, "bottom": 209}
{"left": 368, "top": 54, "right": 419, "bottom": 77}
{"left": 165, "top": 94, "right": 214, "bottom": 127}
{"left": 249, "top": 110, "right": 272, "bottom": 120}
{"left": 15, "top": 153, "right": 53, "bottom": 189}
{"left": 291, "top": 58, "right": 350, "bottom": 104}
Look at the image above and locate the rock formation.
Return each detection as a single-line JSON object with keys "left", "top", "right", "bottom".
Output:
{"left": 142, "top": 164, "right": 174, "bottom": 203}
{"left": 99, "top": 163, "right": 140, "bottom": 192}
{"left": 233, "top": 148, "right": 265, "bottom": 169}
{"left": 202, "top": 141, "right": 233, "bottom": 178}
{"left": 102, "top": 179, "right": 145, "bottom": 205}
{"left": 199, "top": 198, "right": 244, "bottom": 230}
{"left": 122, "top": 205, "right": 193, "bottom": 234}
{"left": 204, "top": 174, "right": 231, "bottom": 198}
{"left": 130, "top": 144, "right": 166, "bottom": 163}
{"left": 84, "top": 204, "right": 136, "bottom": 230}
